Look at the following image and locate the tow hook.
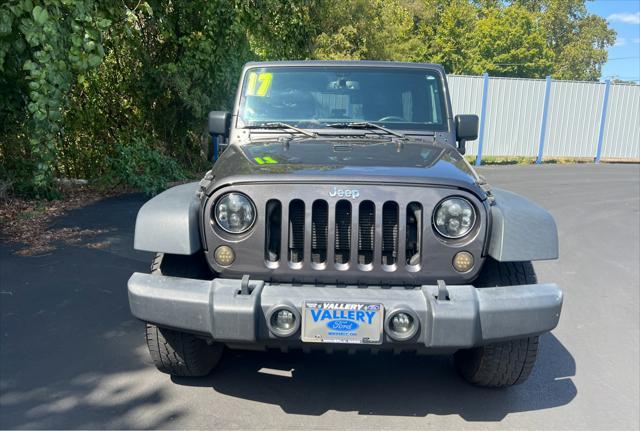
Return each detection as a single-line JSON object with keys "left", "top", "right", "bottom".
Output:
{"left": 437, "top": 279, "right": 450, "bottom": 301}
{"left": 240, "top": 274, "right": 251, "bottom": 295}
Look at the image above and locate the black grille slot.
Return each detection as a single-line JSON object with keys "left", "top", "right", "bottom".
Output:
{"left": 311, "top": 200, "right": 328, "bottom": 264}
{"left": 406, "top": 202, "right": 422, "bottom": 266}
{"left": 288, "top": 200, "right": 305, "bottom": 263}
{"left": 334, "top": 200, "right": 351, "bottom": 264}
{"left": 358, "top": 201, "right": 375, "bottom": 265}
{"left": 265, "top": 200, "right": 281, "bottom": 262}
{"left": 382, "top": 201, "right": 399, "bottom": 265}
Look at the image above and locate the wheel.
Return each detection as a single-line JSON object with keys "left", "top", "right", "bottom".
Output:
{"left": 145, "top": 253, "right": 223, "bottom": 377}
{"left": 454, "top": 258, "right": 540, "bottom": 387}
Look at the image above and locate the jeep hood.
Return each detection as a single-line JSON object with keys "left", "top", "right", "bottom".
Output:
{"left": 211, "top": 138, "right": 485, "bottom": 198}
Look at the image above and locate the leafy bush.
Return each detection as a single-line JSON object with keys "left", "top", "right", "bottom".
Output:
{"left": 103, "top": 137, "right": 187, "bottom": 196}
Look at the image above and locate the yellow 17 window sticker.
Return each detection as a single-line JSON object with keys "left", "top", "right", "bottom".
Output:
{"left": 246, "top": 72, "right": 273, "bottom": 97}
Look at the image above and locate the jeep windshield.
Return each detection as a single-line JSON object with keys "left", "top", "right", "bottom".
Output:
{"left": 237, "top": 66, "right": 447, "bottom": 133}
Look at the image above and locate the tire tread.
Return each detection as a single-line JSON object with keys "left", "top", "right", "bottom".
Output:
{"left": 143, "top": 253, "right": 222, "bottom": 377}
{"left": 145, "top": 323, "right": 221, "bottom": 377}
{"left": 455, "top": 258, "right": 540, "bottom": 388}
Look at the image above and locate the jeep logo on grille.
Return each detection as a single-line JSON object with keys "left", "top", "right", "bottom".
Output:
{"left": 329, "top": 187, "right": 360, "bottom": 199}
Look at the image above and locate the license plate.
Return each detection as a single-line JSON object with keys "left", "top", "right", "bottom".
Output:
{"left": 301, "top": 302, "right": 384, "bottom": 344}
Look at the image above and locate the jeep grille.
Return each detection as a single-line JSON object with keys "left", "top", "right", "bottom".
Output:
{"left": 264, "top": 198, "right": 423, "bottom": 271}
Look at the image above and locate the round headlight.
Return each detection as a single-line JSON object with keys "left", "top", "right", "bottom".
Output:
{"left": 214, "top": 192, "right": 256, "bottom": 233}
{"left": 433, "top": 197, "right": 476, "bottom": 239}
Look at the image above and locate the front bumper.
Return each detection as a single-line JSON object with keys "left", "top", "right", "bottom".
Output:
{"left": 127, "top": 273, "right": 562, "bottom": 349}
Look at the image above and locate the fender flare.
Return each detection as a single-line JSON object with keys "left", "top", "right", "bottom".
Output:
{"left": 134, "top": 182, "right": 201, "bottom": 255}
{"left": 487, "top": 188, "right": 558, "bottom": 262}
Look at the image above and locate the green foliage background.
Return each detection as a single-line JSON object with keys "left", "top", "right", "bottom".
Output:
{"left": 0, "top": 0, "right": 615, "bottom": 197}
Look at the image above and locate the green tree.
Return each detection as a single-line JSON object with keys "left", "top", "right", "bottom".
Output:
{"left": 415, "top": 0, "right": 480, "bottom": 74}
{"left": 401, "top": 0, "right": 614, "bottom": 79}
{"left": 244, "top": 0, "right": 322, "bottom": 60}
{"left": 312, "top": 0, "right": 418, "bottom": 61}
{"left": 512, "top": 0, "right": 616, "bottom": 80}
{"left": 471, "top": 5, "right": 554, "bottom": 77}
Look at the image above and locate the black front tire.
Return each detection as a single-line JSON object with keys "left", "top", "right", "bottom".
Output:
{"left": 145, "top": 253, "right": 222, "bottom": 377}
{"left": 454, "top": 259, "right": 540, "bottom": 388}
{"left": 145, "top": 323, "right": 223, "bottom": 377}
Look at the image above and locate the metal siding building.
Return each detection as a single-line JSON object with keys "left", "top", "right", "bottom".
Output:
{"left": 447, "top": 74, "right": 640, "bottom": 161}
{"left": 484, "top": 77, "right": 546, "bottom": 157}
{"left": 601, "top": 84, "right": 640, "bottom": 159}
{"left": 447, "top": 75, "right": 484, "bottom": 123}
{"left": 544, "top": 80, "right": 605, "bottom": 158}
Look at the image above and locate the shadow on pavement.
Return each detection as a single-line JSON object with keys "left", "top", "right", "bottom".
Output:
{"left": 174, "top": 333, "right": 576, "bottom": 421}
{"left": 0, "top": 194, "right": 183, "bottom": 429}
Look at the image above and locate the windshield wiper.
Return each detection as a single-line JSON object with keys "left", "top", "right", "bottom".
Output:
{"left": 246, "top": 122, "right": 316, "bottom": 138}
{"left": 325, "top": 122, "right": 405, "bottom": 138}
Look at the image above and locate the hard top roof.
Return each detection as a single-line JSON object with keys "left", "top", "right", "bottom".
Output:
{"left": 243, "top": 60, "right": 446, "bottom": 73}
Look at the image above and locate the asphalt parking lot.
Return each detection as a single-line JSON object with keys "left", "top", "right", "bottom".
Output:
{"left": 1, "top": 164, "right": 638, "bottom": 430}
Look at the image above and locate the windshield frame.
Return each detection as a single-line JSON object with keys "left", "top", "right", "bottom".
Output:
{"left": 232, "top": 63, "right": 454, "bottom": 136}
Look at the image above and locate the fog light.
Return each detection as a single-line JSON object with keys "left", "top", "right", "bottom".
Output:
{"left": 385, "top": 309, "right": 419, "bottom": 341}
{"left": 453, "top": 251, "right": 474, "bottom": 273}
{"left": 390, "top": 312, "right": 413, "bottom": 334}
{"left": 214, "top": 245, "right": 235, "bottom": 266}
{"left": 268, "top": 305, "right": 300, "bottom": 337}
{"left": 274, "top": 309, "right": 295, "bottom": 330}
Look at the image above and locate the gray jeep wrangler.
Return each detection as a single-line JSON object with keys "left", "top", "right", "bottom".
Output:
{"left": 128, "top": 61, "right": 562, "bottom": 388}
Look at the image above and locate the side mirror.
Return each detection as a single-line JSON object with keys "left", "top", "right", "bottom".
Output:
{"left": 454, "top": 114, "right": 479, "bottom": 155}
{"left": 208, "top": 111, "right": 231, "bottom": 137}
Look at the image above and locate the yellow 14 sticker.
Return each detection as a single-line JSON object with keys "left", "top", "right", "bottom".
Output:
{"left": 246, "top": 72, "right": 273, "bottom": 97}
